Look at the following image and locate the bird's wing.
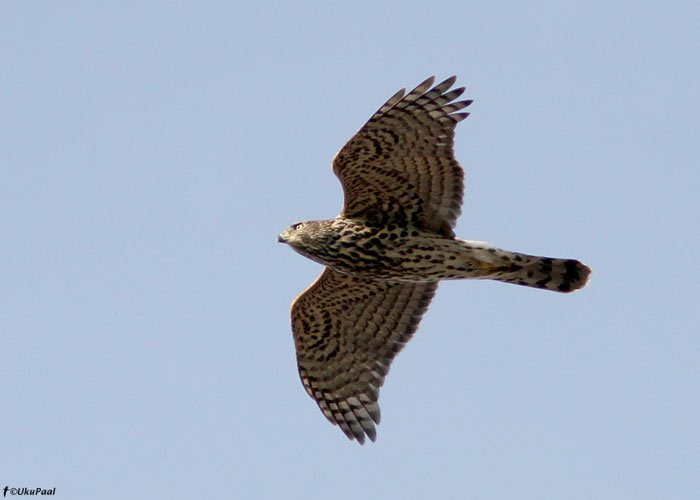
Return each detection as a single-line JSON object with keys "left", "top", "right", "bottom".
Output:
{"left": 291, "top": 267, "right": 437, "bottom": 444}
{"left": 332, "top": 76, "right": 471, "bottom": 236}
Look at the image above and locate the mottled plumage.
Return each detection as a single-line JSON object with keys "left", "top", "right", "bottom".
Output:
{"left": 279, "top": 76, "right": 591, "bottom": 444}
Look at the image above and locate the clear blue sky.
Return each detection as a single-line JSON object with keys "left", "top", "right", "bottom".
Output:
{"left": 2, "top": 2, "right": 699, "bottom": 499}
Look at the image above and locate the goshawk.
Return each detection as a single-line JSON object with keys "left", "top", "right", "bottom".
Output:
{"left": 278, "top": 76, "right": 591, "bottom": 444}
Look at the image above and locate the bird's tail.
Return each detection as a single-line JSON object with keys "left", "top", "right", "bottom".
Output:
{"left": 464, "top": 242, "right": 591, "bottom": 293}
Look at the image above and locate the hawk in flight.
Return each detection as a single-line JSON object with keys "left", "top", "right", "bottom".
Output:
{"left": 278, "top": 76, "right": 591, "bottom": 444}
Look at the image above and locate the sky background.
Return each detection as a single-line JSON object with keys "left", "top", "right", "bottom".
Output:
{"left": 2, "top": 1, "right": 699, "bottom": 499}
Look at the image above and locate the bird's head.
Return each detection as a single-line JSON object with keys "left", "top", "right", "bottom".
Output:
{"left": 277, "top": 221, "right": 311, "bottom": 245}
{"left": 278, "top": 220, "right": 333, "bottom": 263}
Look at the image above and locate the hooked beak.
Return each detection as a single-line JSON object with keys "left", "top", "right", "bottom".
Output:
{"left": 277, "top": 234, "right": 287, "bottom": 243}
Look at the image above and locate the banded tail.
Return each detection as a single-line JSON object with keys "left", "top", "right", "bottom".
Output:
{"left": 467, "top": 243, "right": 591, "bottom": 293}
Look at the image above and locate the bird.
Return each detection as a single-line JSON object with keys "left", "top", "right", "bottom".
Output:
{"left": 278, "top": 76, "right": 591, "bottom": 444}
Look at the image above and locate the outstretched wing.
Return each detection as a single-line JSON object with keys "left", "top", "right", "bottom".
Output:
{"left": 291, "top": 268, "right": 437, "bottom": 444}
{"left": 332, "top": 76, "right": 472, "bottom": 236}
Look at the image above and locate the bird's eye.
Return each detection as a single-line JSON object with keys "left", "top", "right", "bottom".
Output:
{"left": 293, "top": 223, "right": 304, "bottom": 230}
